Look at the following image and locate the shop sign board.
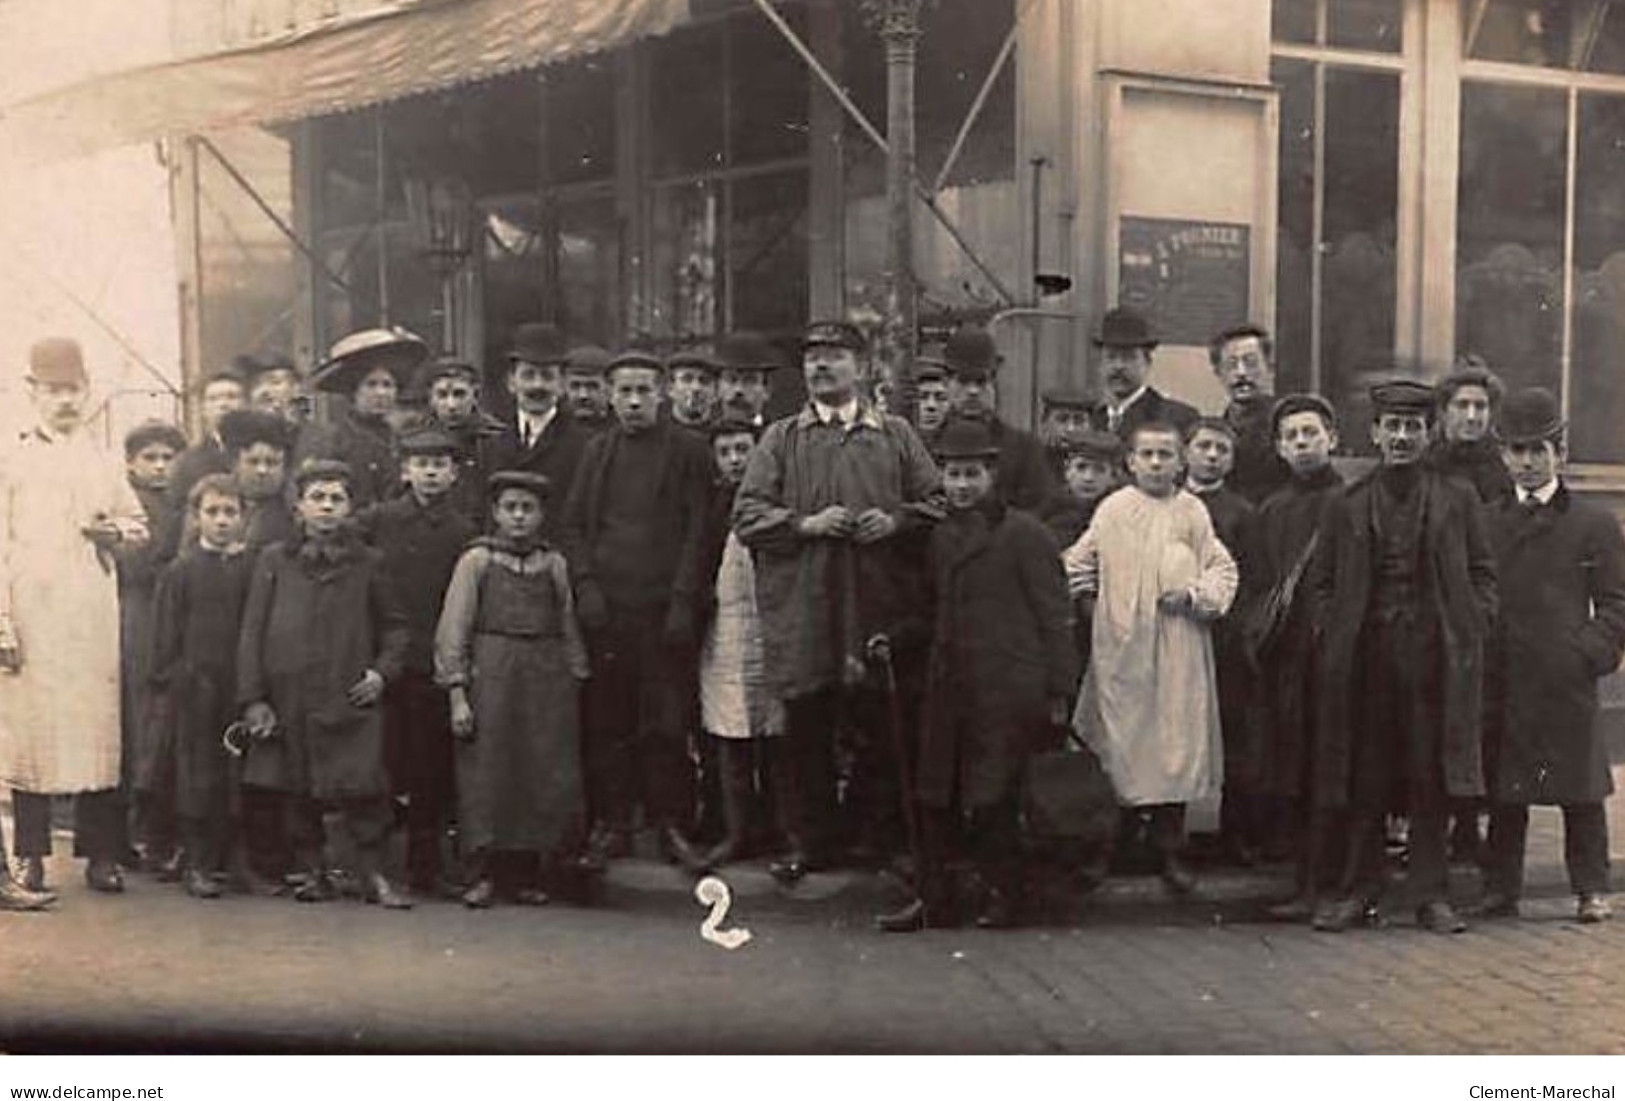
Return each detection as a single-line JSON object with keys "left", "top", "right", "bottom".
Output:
{"left": 1118, "top": 216, "right": 1250, "bottom": 346}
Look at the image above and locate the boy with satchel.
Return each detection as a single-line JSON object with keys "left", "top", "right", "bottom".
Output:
{"left": 877, "top": 420, "right": 1077, "bottom": 932}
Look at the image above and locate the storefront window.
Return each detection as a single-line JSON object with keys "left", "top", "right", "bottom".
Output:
{"left": 1271, "top": 52, "right": 1401, "bottom": 440}
{"left": 1273, "top": 0, "right": 1403, "bottom": 53}
{"left": 1570, "top": 93, "right": 1625, "bottom": 463}
{"left": 1466, "top": 0, "right": 1625, "bottom": 76}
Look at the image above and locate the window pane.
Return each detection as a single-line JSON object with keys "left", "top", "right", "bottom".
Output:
{"left": 650, "top": 180, "right": 721, "bottom": 340}
{"left": 317, "top": 109, "right": 379, "bottom": 231}
{"left": 1582, "top": 5, "right": 1625, "bottom": 74}
{"left": 1329, "top": 0, "right": 1402, "bottom": 52}
{"left": 730, "top": 8, "right": 809, "bottom": 165}
{"left": 1272, "top": 0, "right": 1316, "bottom": 44}
{"left": 1571, "top": 93, "right": 1625, "bottom": 462}
{"left": 650, "top": 23, "right": 725, "bottom": 178}
{"left": 1320, "top": 67, "right": 1399, "bottom": 434}
{"left": 546, "top": 56, "right": 616, "bottom": 185}
{"left": 1273, "top": 58, "right": 1315, "bottom": 397}
{"left": 1467, "top": 0, "right": 1577, "bottom": 69}
{"left": 556, "top": 194, "right": 623, "bottom": 346}
{"left": 1456, "top": 83, "right": 1566, "bottom": 398}
{"left": 729, "top": 171, "right": 808, "bottom": 334}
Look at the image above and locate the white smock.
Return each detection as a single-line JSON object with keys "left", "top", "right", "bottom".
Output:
{"left": 699, "top": 531, "right": 783, "bottom": 740}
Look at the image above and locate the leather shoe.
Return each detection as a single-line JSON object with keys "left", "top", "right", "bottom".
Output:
{"left": 975, "top": 888, "right": 1017, "bottom": 930}
{"left": 19, "top": 856, "right": 46, "bottom": 893}
{"left": 461, "top": 878, "right": 495, "bottom": 909}
{"left": 513, "top": 887, "right": 550, "bottom": 907}
{"left": 1311, "top": 897, "right": 1361, "bottom": 932}
{"left": 156, "top": 850, "right": 186, "bottom": 884}
{"left": 1474, "top": 891, "right": 1520, "bottom": 919}
{"left": 1577, "top": 894, "right": 1613, "bottom": 924}
{"left": 769, "top": 852, "right": 812, "bottom": 885}
{"left": 1265, "top": 894, "right": 1315, "bottom": 922}
{"left": 876, "top": 897, "right": 927, "bottom": 933}
{"left": 365, "top": 873, "right": 413, "bottom": 910}
{"left": 0, "top": 877, "right": 56, "bottom": 911}
{"left": 184, "top": 868, "right": 222, "bottom": 899}
{"left": 85, "top": 859, "right": 125, "bottom": 894}
{"left": 293, "top": 872, "right": 337, "bottom": 903}
{"left": 1416, "top": 900, "right": 1467, "bottom": 934}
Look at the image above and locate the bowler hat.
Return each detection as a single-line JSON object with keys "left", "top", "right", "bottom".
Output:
{"left": 932, "top": 418, "right": 1001, "bottom": 461}
{"left": 1092, "top": 307, "right": 1158, "bottom": 350}
{"left": 717, "top": 333, "right": 780, "bottom": 373}
{"left": 487, "top": 469, "right": 552, "bottom": 503}
{"left": 1497, "top": 387, "right": 1565, "bottom": 444}
{"left": 218, "top": 409, "right": 292, "bottom": 455}
{"left": 508, "top": 322, "right": 569, "bottom": 366}
{"left": 803, "top": 320, "right": 866, "bottom": 353}
{"left": 1270, "top": 393, "right": 1338, "bottom": 438}
{"left": 124, "top": 420, "right": 188, "bottom": 459}
{"left": 943, "top": 326, "right": 1000, "bottom": 382}
{"left": 313, "top": 327, "right": 428, "bottom": 395}
{"left": 1369, "top": 378, "right": 1435, "bottom": 417}
{"left": 292, "top": 457, "right": 354, "bottom": 495}
{"left": 27, "top": 337, "right": 87, "bottom": 386}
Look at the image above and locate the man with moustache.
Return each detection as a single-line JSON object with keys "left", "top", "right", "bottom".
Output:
{"left": 486, "top": 323, "right": 592, "bottom": 541}
{"left": 563, "top": 345, "right": 613, "bottom": 434}
{"left": 1210, "top": 323, "right": 1290, "bottom": 503}
{"left": 1090, "top": 307, "right": 1198, "bottom": 443}
{"left": 715, "top": 333, "right": 778, "bottom": 429}
{"left": 667, "top": 345, "right": 722, "bottom": 431}
{"left": 936, "top": 326, "right": 1053, "bottom": 511}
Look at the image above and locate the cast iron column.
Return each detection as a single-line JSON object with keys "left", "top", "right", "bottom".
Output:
{"left": 875, "top": 0, "right": 921, "bottom": 423}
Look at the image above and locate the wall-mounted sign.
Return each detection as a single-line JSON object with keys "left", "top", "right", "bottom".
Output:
{"left": 1119, "top": 217, "right": 1250, "bottom": 346}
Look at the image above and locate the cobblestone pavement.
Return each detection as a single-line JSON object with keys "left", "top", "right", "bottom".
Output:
{"left": 0, "top": 774, "right": 1621, "bottom": 1054}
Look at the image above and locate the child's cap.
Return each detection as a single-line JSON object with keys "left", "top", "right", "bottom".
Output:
{"left": 292, "top": 458, "right": 354, "bottom": 495}
{"left": 1185, "top": 415, "right": 1237, "bottom": 444}
{"left": 1270, "top": 393, "right": 1338, "bottom": 438}
{"left": 488, "top": 469, "right": 552, "bottom": 504}
{"left": 398, "top": 424, "right": 460, "bottom": 458}
{"left": 710, "top": 415, "right": 762, "bottom": 443}
{"left": 124, "top": 419, "right": 187, "bottom": 459}
{"left": 1059, "top": 427, "right": 1125, "bottom": 463}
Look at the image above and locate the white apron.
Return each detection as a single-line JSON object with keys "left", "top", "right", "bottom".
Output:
{"left": 0, "top": 427, "right": 145, "bottom": 792}
{"left": 1063, "top": 487, "right": 1236, "bottom": 806}
{"left": 699, "top": 532, "right": 783, "bottom": 740}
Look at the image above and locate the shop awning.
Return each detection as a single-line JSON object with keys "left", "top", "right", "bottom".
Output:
{"left": 1, "top": 0, "right": 691, "bottom": 160}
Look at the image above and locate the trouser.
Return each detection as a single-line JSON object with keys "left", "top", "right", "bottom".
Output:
{"left": 1290, "top": 805, "right": 1353, "bottom": 902}
{"left": 1340, "top": 803, "right": 1449, "bottom": 905}
{"left": 385, "top": 675, "right": 456, "bottom": 887}
{"left": 10, "top": 789, "right": 124, "bottom": 861}
{"left": 238, "top": 785, "right": 293, "bottom": 879}
{"left": 918, "top": 798, "right": 1024, "bottom": 901}
{"left": 285, "top": 794, "right": 394, "bottom": 876}
{"left": 134, "top": 789, "right": 178, "bottom": 863}
{"left": 780, "top": 686, "right": 907, "bottom": 863}
{"left": 179, "top": 782, "right": 232, "bottom": 877}
{"left": 1486, "top": 802, "right": 1610, "bottom": 899}
{"left": 581, "top": 610, "right": 695, "bottom": 833}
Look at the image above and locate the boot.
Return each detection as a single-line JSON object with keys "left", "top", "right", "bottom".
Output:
{"left": 0, "top": 858, "right": 55, "bottom": 910}
{"left": 364, "top": 871, "right": 413, "bottom": 910}
{"left": 19, "top": 856, "right": 46, "bottom": 893}
{"left": 85, "top": 858, "right": 125, "bottom": 894}
{"left": 660, "top": 825, "right": 709, "bottom": 875}
{"left": 184, "top": 867, "right": 222, "bottom": 899}
{"left": 701, "top": 739, "right": 753, "bottom": 870}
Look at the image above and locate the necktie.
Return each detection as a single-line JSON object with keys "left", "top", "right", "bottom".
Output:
{"left": 1108, "top": 406, "right": 1122, "bottom": 433}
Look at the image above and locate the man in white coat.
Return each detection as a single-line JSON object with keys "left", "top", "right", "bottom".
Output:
{"left": 1063, "top": 420, "right": 1237, "bottom": 893}
{"left": 0, "top": 338, "right": 148, "bottom": 895}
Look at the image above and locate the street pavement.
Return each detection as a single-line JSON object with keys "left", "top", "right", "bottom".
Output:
{"left": 2, "top": 774, "right": 1624, "bottom": 1054}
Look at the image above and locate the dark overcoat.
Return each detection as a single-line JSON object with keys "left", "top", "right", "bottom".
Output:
{"left": 235, "top": 534, "right": 409, "bottom": 799}
{"left": 1311, "top": 469, "right": 1498, "bottom": 808}
{"left": 147, "top": 546, "right": 255, "bottom": 815}
{"left": 484, "top": 410, "right": 591, "bottom": 542}
{"left": 156, "top": 438, "right": 230, "bottom": 563}
{"left": 915, "top": 503, "right": 1078, "bottom": 809}
{"left": 1485, "top": 484, "right": 1625, "bottom": 804}
{"left": 118, "top": 482, "right": 174, "bottom": 791}
{"left": 357, "top": 493, "right": 478, "bottom": 676}
{"left": 1192, "top": 482, "right": 1263, "bottom": 793}
{"left": 1251, "top": 466, "right": 1343, "bottom": 799}
{"left": 1223, "top": 400, "right": 1289, "bottom": 504}
{"left": 1428, "top": 438, "right": 1513, "bottom": 508}
{"left": 1090, "top": 386, "right": 1200, "bottom": 442}
{"left": 322, "top": 410, "right": 399, "bottom": 508}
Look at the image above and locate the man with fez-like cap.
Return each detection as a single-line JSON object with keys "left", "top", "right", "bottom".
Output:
{"left": 1307, "top": 378, "right": 1497, "bottom": 934}
{"left": 0, "top": 338, "right": 150, "bottom": 899}
{"left": 734, "top": 319, "right": 944, "bottom": 883}
{"left": 937, "top": 326, "right": 1054, "bottom": 512}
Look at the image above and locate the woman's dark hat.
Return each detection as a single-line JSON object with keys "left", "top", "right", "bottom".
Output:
{"left": 488, "top": 469, "right": 552, "bottom": 502}
{"left": 1497, "top": 387, "right": 1565, "bottom": 444}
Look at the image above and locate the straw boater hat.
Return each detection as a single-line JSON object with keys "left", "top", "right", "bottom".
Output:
{"left": 312, "top": 327, "right": 429, "bottom": 396}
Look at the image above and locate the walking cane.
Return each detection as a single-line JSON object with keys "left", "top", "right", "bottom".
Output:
{"left": 865, "top": 633, "right": 923, "bottom": 885}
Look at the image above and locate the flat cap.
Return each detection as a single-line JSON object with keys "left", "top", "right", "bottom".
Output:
{"left": 292, "top": 458, "right": 354, "bottom": 494}
{"left": 1369, "top": 378, "right": 1436, "bottom": 416}
{"left": 802, "top": 320, "right": 866, "bottom": 352}
{"left": 487, "top": 469, "right": 552, "bottom": 502}
{"left": 1270, "top": 393, "right": 1338, "bottom": 437}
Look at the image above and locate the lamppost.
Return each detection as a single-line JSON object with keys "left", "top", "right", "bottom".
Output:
{"left": 404, "top": 174, "right": 476, "bottom": 355}
{"left": 862, "top": 0, "right": 923, "bottom": 423}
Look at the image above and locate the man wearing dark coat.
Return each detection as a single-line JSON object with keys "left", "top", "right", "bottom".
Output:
{"left": 1309, "top": 379, "right": 1498, "bottom": 934}
{"left": 734, "top": 320, "right": 944, "bottom": 883}
{"left": 309, "top": 327, "right": 428, "bottom": 508}
{"left": 935, "top": 326, "right": 1054, "bottom": 512}
{"left": 1209, "top": 323, "right": 1289, "bottom": 504}
{"left": 356, "top": 426, "right": 479, "bottom": 895}
{"left": 1251, "top": 395, "right": 1345, "bottom": 916}
{"left": 1480, "top": 388, "right": 1625, "bottom": 924}
{"left": 563, "top": 344, "right": 613, "bottom": 434}
{"left": 155, "top": 363, "right": 247, "bottom": 564}
{"left": 878, "top": 420, "right": 1076, "bottom": 932}
{"left": 484, "top": 323, "right": 592, "bottom": 542}
{"left": 561, "top": 348, "right": 713, "bottom": 871}
{"left": 1088, "top": 307, "right": 1199, "bottom": 443}
{"left": 236, "top": 459, "right": 412, "bottom": 908}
